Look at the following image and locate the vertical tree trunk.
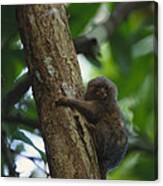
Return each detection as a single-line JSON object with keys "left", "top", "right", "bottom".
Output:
{"left": 16, "top": 4, "right": 101, "bottom": 179}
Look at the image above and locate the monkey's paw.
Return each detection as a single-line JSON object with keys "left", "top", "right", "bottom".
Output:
{"left": 55, "top": 96, "right": 68, "bottom": 106}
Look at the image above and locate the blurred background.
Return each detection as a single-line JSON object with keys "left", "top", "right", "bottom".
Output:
{"left": 1, "top": 2, "right": 157, "bottom": 180}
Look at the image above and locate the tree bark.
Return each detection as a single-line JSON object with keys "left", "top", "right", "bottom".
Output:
{"left": 16, "top": 4, "right": 101, "bottom": 179}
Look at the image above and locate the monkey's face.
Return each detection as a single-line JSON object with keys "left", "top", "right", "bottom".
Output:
{"left": 85, "top": 77, "right": 117, "bottom": 102}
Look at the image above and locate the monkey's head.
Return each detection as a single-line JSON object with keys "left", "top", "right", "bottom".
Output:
{"left": 85, "top": 77, "right": 118, "bottom": 103}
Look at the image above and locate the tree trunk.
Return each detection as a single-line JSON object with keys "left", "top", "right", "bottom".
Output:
{"left": 16, "top": 4, "right": 101, "bottom": 179}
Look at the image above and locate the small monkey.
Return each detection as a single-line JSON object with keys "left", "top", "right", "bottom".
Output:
{"left": 56, "top": 76, "right": 128, "bottom": 179}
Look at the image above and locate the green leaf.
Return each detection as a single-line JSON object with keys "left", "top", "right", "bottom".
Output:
{"left": 106, "top": 2, "right": 117, "bottom": 13}
{"left": 13, "top": 130, "right": 46, "bottom": 162}
{"left": 109, "top": 152, "right": 157, "bottom": 180}
{"left": 2, "top": 121, "right": 18, "bottom": 138}
{"left": 2, "top": 48, "right": 25, "bottom": 95}
{"left": 1, "top": 6, "right": 25, "bottom": 96}
{"left": 15, "top": 143, "right": 25, "bottom": 153}
{"left": 67, "top": 3, "right": 100, "bottom": 37}
{"left": 118, "top": 97, "right": 136, "bottom": 134}
{"left": 1, "top": 5, "right": 18, "bottom": 48}
{"left": 132, "top": 35, "right": 154, "bottom": 58}
{"left": 110, "top": 30, "right": 132, "bottom": 75}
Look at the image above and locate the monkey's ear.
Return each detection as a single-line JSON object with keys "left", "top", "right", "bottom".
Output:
{"left": 107, "top": 80, "right": 118, "bottom": 100}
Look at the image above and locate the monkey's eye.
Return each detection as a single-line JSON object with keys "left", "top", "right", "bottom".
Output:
{"left": 88, "top": 85, "right": 94, "bottom": 92}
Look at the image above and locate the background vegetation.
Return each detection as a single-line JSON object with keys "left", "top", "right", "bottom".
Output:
{"left": 1, "top": 2, "right": 157, "bottom": 180}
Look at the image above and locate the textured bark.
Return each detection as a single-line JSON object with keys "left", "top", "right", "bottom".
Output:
{"left": 16, "top": 4, "right": 100, "bottom": 179}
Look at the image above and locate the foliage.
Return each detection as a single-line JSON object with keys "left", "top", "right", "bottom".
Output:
{"left": 1, "top": 2, "right": 157, "bottom": 179}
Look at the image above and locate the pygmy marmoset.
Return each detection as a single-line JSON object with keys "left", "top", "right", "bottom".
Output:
{"left": 56, "top": 76, "right": 128, "bottom": 179}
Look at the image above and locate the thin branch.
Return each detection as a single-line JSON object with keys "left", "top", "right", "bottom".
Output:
{"left": 128, "top": 136, "right": 155, "bottom": 154}
{"left": 3, "top": 113, "right": 39, "bottom": 130}
{"left": 103, "top": 2, "right": 152, "bottom": 38}
{"left": 1, "top": 130, "right": 17, "bottom": 177}
{"left": 128, "top": 142, "right": 154, "bottom": 154}
{"left": 3, "top": 73, "right": 32, "bottom": 113}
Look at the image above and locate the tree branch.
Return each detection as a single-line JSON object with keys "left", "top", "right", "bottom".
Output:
{"left": 103, "top": 2, "right": 152, "bottom": 37}
{"left": 1, "top": 130, "right": 17, "bottom": 177}
{"left": 3, "top": 113, "right": 38, "bottom": 130}
{"left": 3, "top": 73, "right": 32, "bottom": 113}
{"left": 127, "top": 136, "right": 155, "bottom": 154}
